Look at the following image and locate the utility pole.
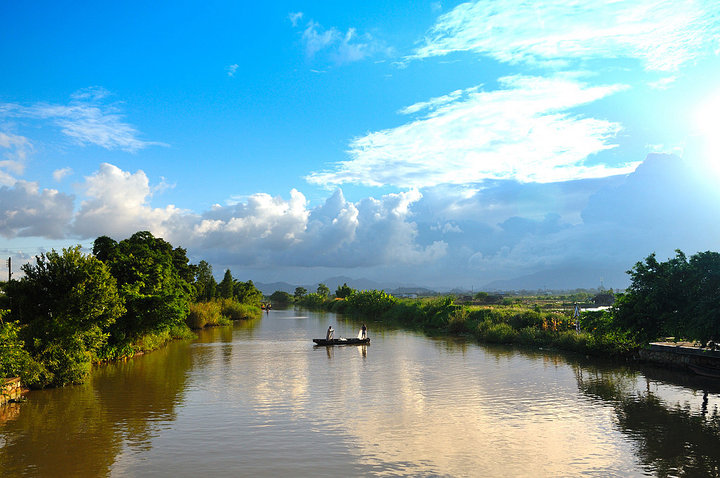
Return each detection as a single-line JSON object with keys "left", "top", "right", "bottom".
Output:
{"left": 6, "top": 257, "right": 11, "bottom": 281}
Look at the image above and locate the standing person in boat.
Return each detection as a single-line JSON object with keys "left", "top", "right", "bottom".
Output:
{"left": 360, "top": 324, "right": 367, "bottom": 339}
{"left": 326, "top": 325, "right": 334, "bottom": 340}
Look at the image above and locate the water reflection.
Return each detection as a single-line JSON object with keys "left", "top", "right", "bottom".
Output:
{"left": 4, "top": 310, "right": 720, "bottom": 477}
{"left": 575, "top": 366, "right": 720, "bottom": 477}
{"left": 0, "top": 341, "right": 195, "bottom": 476}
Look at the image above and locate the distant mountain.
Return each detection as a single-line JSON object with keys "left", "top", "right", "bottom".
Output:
{"left": 254, "top": 281, "right": 298, "bottom": 295}
{"left": 480, "top": 265, "right": 629, "bottom": 292}
{"left": 255, "top": 266, "right": 629, "bottom": 297}
{"left": 255, "top": 276, "right": 425, "bottom": 296}
{"left": 391, "top": 286, "right": 436, "bottom": 296}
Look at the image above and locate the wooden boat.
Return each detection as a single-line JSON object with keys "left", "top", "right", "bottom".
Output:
{"left": 313, "top": 337, "right": 370, "bottom": 346}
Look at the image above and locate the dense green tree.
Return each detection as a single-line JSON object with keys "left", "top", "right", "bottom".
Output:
{"left": 218, "top": 269, "right": 234, "bottom": 299}
{"left": 92, "top": 235, "right": 117, "bottom": 263}
{"left": 593, "top": 290, "right": 615, "bottom": 306}
{"left": 686, "top": 251, "right": 720, "bottom": 344}
{"left": 206, "top": 276, "right": 218, "bottom": 300}
{"left": 5, "top": 246, "right": 125, "bottom": 386}
{"left": 94, "top": 231, "right": 193, "bottom": 342}
{"left": 294, "top": 287, "right": 307, "bottom": 299}
{"left": 474, "top": 291, "right": 489, "bottom": 302}
{"left": 269, "top": 290, "right": 292, "bottom": 307}
{"left": 614, "top": 250, "right": 720, "bottom": 344}
{"left": 614, "top": 251, "right": 688, "bottom": 342}
{"left": 194, "top": 260, "right": 214, "bottom": 301}
{"left": 335, "top": 283, "right": 354, "bottom": 299}
{"left": 233, "top": 279, "right": 263, "bottom": 306}
{"left": 317, "top": 283, "right": 330, "bottom": 298}
{"left": 0, "top": 310, "right": 40, "bottom": 382}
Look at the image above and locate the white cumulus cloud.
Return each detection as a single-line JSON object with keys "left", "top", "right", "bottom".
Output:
{"left": 73, "top": 163, "right": 183, "bottom": 238}
{"left": 0, "top": 181, "right": 74, "bottom": 239}
{"left": 52, "top": 167, "right": 73, "bottom": 182}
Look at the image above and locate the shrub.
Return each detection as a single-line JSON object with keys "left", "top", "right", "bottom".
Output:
{"left": 299, "top": 293, "right": 326, "bottom": 309}
{"left": 345, "top": 290, "right": 397, "bottom": 318}
{"left": 220, "top": 299, "right": 261, "bottom": 321}
{"left": 448, "top": 308, "right": 469, "bottom": 333}
{"left": 0, "top": 317, "right": 44, "bottom": 386}
{"left": 481, "top": 322, "right": 516, "bottom": 343}
{"left": 186, "top": 301, "right": 228, "bottom": 329}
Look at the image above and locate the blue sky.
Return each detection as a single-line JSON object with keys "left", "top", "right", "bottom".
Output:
{"left": 2, "top": 0, "right": 720, "bottom": 290}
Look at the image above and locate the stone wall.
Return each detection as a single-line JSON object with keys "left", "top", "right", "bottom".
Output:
{"left": 638, "top": 343, "right": 720, "bottom": 373}
{"left": 1, "top": 377, "right": 24, "bottom": 406}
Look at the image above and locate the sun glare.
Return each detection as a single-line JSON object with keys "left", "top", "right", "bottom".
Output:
{"left": 692, "top": 90, "right": 720, "bottom": 177}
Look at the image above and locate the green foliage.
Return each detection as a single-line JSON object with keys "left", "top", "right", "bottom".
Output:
{"left": 0, "top": 315, "right": 43, "bottom": 384}
{"left": 299, "top": 292, "right": 326, "bottom": 308}
{"left": 194, "top": 260, "right": 215, "bottom": 301}
{"left": 296, "top": 287, "right": 641, "bottom": 358}
{"left": 614, "top": 250, "right": 720, "bottom": 344}
{"left": 219, "top": 299, "right": 262, "bottom": 321}
{"left": 233, "top": 279, "right": 263, "bottom": 306}
{"left": 5, "top": 247, "right": 125, "bottom": 387}
{"left": 270, "top": 290, "right": 293, "bottom": 307}
{"left": 474, "top": 291, "right": 489, "bottom": 302}
{"left": 345, "top": 290, "right": 397, "bottom": 318}
{"left": 335, "top": 283, "right": 354, "bottom": 299}
{"left": 218, "top": 269, "right": 234, "bottom": 299}
{"left": 186, "top": 301, "right": 228, "bottom": 329}
{"left": 95, "top": 231, "right": 193, "bottom": 343}
{"left": 294, "top": 287, "right": 307, "bottom": 299}
{"left": 317, "top": 283, "right": 330, "bottom": 297}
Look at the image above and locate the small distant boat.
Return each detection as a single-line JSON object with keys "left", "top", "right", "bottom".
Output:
{"left": 313, "top": 337, "right": 370, "bottom": 346}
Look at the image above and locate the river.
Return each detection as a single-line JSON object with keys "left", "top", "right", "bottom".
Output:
{"left": 1, "top": 308, "right": 720, "bottom": 477}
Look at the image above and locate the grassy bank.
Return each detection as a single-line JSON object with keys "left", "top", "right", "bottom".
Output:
{"left": 186, "top": 299, "right": 262, "bottom": 329}
{"left": 301, "top": 291, "right": 639, "bottom": 358}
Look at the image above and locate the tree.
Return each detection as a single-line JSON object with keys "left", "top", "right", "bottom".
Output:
{"left": 194, "top": 260, "right": 214, "bottom": 301}
{"left": 614, "top": 251, "right": 689, "bottom": 342}
{"left": 294, "top": 287, "right": 307, "bottom": 300}
{"left": 233, "top": 279, "right": 263, "bottom": 306}
{"left": 317, "top": 283, "right": 330, "bottom": 298}
{"left": 686, "top": 251, "right": 720, "bottom": 344}
{"left": 94, "top": 231, "right": 193, "bottom": 342}
{"left": 613, "top": 250, "right": 720, "bottom": 344}
{"left": 92, "top": 235, "right": 117, "bottom": 263}
{"left": 474, "top": 291, "right": 489, "bottom": 303}
{"left": 335, "top": 283, "right": 354, "bottom": 299}
{"left": 269, "top": 290, "right": 292, "bottom": 307}
{"left": 5, "top": 246, "right": 125, "bottom": 386}
{"left": 218, "top": 269, "right": 234, "bottom": 299}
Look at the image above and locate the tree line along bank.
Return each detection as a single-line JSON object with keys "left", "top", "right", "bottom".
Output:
{"left": 0, "top": 231, "right": 262, "bottom": 390}
{"left": 287, "top": 250, "right": 720, "bottom": 360}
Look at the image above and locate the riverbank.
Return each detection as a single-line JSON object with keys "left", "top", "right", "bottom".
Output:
{"left": 303, "top": 293, "right": 720, "bottom": 379}
{"left": 1, "top": 377, "right": 27, "bottom": 406}
{"left": 300, "top": 292, "right": 639, "bottom": 358}
{"left": 0, "top": 302, "right": 262, "bottom": 397}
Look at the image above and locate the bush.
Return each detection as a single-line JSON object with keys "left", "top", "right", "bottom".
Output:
{"left": 0, "top": 318, "right": 44, "bottom": 386}
{"left": 481, "top": 322, "right": 516, "bottom": 343}
{"left": 299, "top": 293, "right": 326, "bottom": 309}
{"left": 186, "top": 301, "right": 228, "bottom": 329}
{"left": 345, "top": 290, "right": 397, "bottom": 318}
{"left": 219, "top": 299, "right": 261, "bottom": 321}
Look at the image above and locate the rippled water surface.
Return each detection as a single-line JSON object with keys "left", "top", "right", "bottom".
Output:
{"left": 2, "top": 309, "right": 720, "bottom": 477}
